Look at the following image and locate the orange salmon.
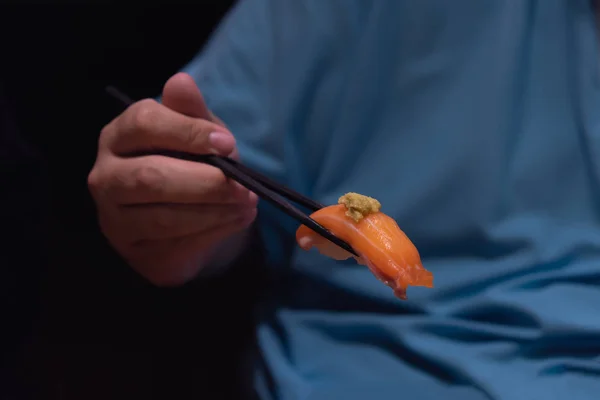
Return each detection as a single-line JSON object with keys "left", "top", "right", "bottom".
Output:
{"left": 295, "top": 197, "right": 433, "bottom": 300}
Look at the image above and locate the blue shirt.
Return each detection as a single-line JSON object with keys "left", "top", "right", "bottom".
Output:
{"left": 183, "top": 1, "right": 600, "bottom": 398}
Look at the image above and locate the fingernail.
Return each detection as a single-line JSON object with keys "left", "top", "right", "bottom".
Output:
{"left": 208, "top": 131, "right": 235, "bottom": 154}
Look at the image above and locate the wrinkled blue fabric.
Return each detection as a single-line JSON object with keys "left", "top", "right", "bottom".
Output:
{"left": 183, "top": 0, "right": 600, "bottom": 398}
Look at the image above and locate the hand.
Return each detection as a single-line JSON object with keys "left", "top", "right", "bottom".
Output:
{"left": 88, "top": 73, "right": 258, "bottom": 286}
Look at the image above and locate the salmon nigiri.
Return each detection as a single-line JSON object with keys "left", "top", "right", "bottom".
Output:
{"left": 295, "top": 193, "right": 433, "bottom": 300}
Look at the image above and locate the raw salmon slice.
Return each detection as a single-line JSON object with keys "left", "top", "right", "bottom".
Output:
{"left": 296, "top": 193, "right": 433, "bottom": 300}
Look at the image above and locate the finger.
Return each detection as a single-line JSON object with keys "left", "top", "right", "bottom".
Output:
{"left": 93, "top": 155, "right": 257, "bottom": 205}
{"left": 106, "top": 99, "right": 235, "bottom": 156}
{"left": 120, "top": 203, "right": 257, "bottom": 242}
{"left": 126, "top": 212, "right": 256, "bottom": 285}
{"left": 161, "top": 73, "right": 237, "bottom": 159}
{"left": 162, "top": 73, "right": 213, "bottom": 120}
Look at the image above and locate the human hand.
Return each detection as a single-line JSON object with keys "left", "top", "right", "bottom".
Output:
{"left": 88, "top": 73, "right": 258, "bottom": 286}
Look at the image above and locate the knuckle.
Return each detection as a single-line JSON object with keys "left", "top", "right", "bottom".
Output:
{"left": 97, "top": 124, "right": 113, "bottom": 150}
{"left": 131, "top": 164, "right": 166, "bottom": 194}
{"left": 183, "top": 122, "right": 210, "bottom": 150}
{"left": 129, "top": 99, "right": 160, "bottom": 132}
{"left": 87, "top": 163, "right": 112, "bottom": 200}
{"left": 87, "top": 168, "right": 102, "bottom": 194}
{"left": 90, "top": 164, "right": 130, "bottom": 202}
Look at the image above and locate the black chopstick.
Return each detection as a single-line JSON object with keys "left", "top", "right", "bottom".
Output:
{"left": 149, "top": 150, "right": 356, "bottom": 256}
{"left": 219, "top": 157, "right": 325, "bottom": 212}
{"left": 104, "top": 86, "right": 358, "bottom": 257}
{"left": 148, "top": 148, "right": 324, "bottom": 212}
{"left": 198, "top": 154, "right": 358, "bottom": 256}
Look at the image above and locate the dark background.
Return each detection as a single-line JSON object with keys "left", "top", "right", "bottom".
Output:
{"left": 1, "top": 3, "right": 267, "bottom": 399}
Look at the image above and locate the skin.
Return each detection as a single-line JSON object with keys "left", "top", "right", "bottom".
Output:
{"left": 88, "top": 73, "right": 257, "bottom": 286}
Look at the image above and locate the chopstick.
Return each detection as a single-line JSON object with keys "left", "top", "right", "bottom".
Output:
{"left": 104, "top": 86, "right": 358, "bottom": 257}
{"left": 156, "top": 150, "right": 325, "bottom": 212}
{"left": 156, "top": 151, "right": 357, "bottom": 255}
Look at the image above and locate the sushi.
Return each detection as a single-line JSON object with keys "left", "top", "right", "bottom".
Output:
{"left": 295, "top": 192, "right": 433, "bottom": 300}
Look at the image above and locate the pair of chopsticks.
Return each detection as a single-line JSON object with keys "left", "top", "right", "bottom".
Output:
{"left": 105, "top": 86, "right": 358, "bottom": 257}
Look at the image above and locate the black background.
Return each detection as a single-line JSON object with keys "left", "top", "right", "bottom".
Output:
{"left": 1, "top": 3, "right": 267, "bottom": 399}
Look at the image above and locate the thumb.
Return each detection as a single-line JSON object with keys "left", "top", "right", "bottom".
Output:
{"left": 162, "top": 73, "right": 238, "bottom": 160}
{"left": 162, "top": 72, "right": 216, "bottom": 121}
